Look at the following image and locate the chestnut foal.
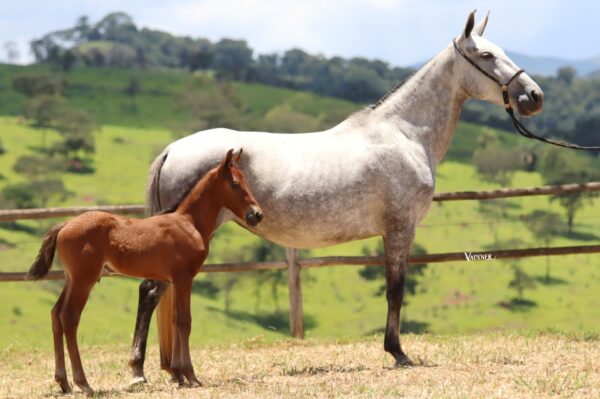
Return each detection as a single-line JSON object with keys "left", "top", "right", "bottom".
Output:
{"left": 27, "top": 149, "right": 262, "bottom": 395}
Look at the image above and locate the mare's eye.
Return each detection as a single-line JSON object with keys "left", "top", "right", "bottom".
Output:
{"left": 231, "top": 181, "right": 240, "bottom": 189}
{"left": 480, "top": 51, "right": 493, "bottom": 59}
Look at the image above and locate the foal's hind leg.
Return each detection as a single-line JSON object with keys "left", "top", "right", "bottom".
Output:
{"left": 51, "top": 288, "right": 71, "bottom": 393}
{"left": 61, "top": 278, "right": 96, "bottom": 396}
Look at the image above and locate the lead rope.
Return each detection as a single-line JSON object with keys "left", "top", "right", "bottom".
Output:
{"left": 453, "top": 40, "right": 600, "bottom": 152}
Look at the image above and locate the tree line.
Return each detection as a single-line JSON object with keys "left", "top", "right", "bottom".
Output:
{"left": 30, "top": 12, "right": 600, "bottom": 148}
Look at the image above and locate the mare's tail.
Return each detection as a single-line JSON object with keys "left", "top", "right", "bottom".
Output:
{"left": 26, "top": 222, "right": 66, "bottom": 280}
{"left": 157, "top": 284, "right": 174, "bottom": 371}
{"left": 147, "top": 149, "right": 177, "bottom": 370}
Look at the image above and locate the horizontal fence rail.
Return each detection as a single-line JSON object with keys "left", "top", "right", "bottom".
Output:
{"left": 2, "top": 245, "right": 598, "bottom": 282}
{"left": 1, "top": 182, "right": 599, "bottom": 222}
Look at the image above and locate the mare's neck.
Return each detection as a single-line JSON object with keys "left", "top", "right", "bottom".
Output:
{"left": 373, "top": 45, "right": 468, "bottom": 164}
{"left": 175, "top": 170, "right": 222, "bottom": 244}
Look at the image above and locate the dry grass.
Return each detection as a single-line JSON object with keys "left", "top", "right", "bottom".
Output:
{"left": 1, "top": 333, "right": 598, "bottom": 398}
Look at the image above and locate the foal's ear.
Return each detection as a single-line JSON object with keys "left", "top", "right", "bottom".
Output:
{"left": 220, "top": 148, "right": 235, "bottom": 171}
{"left": 462, "top": 9, "right": 476, "bottom": 39}
{"left": 233, "top": 148, "right": 243, "bottom": 163}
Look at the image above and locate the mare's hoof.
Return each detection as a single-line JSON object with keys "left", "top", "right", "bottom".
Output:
{"left": 395, "top": 354, "right": 414, "bottom": 367}
{"left": 188, "top": 378, "right": 202, "bottom": 388}
{"left": 56, "top": 377, "right": 72, "bottom": 394}
{"left": 128, "top": 376, "right": 147, "bottom": 386}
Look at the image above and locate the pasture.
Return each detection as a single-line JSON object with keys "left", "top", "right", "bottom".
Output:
{"left": 1, "top": 114, "right": 599, "bottom": 350}
{"left": 0, "top": 333, "right": 598, "bottom": 398}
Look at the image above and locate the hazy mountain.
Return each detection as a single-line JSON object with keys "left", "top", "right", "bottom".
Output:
{"left": 413, "top": 52, "right": 600, "bottom": 77}
{"left": 505, "top": 51, "right": 600, "bottom": 77}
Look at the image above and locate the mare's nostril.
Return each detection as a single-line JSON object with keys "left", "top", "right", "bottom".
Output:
{"left": 530, "top": 90, "right": 539, "bottom": 103}
{"left": 255, "top": 211, "right": 263, "bottom": 222}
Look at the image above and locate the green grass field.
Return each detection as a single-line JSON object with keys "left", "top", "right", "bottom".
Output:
{"left": 1, "top": 116, "right": 598, "bottom": 351}
{"left": 0, "top": 64, "right": 598, "bottom": 351}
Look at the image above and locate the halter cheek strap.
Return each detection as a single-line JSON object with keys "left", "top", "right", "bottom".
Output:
{"left": 453, "top": 39, "right": 600, "bottom": 151}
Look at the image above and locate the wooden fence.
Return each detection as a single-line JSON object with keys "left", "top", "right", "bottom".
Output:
{"left": 1, "top": 182, "right": 599, "bottom": 338}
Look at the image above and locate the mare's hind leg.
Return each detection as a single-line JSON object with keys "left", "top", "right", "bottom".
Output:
{"left": 383, "top": 225, "right": 416, "bottom": 366}
{"left": 51, "top": 288, "right": 71, "bottom": 393}
{"left": 61, "top": 277, "right": 96, "bottom": 396}
{"left": 172, "top": 278, "right": 201, "bottom": 387}
{"left": 128, "top": 279, "right": 168, "bottom": 383}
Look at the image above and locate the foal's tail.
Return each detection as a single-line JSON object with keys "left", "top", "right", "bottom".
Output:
{"left": 26, "top": 222, "right": 66, "bottom": 280}
{"left": 157, "top": 284, "right": 174, "bottom": 371}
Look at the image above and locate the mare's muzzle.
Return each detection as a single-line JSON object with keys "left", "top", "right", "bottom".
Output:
{"left": 246, "top": 207, "right": 263, "bottom": 226}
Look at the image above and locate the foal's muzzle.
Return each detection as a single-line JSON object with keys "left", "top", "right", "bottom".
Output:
{"left": 246, "top": 207, "right": 263, "bottom": 226}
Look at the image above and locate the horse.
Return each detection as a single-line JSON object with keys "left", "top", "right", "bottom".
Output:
{"left": 127, "top": 11, "right": 544, "bottom": 382}
{"left": 27, "top": 149, "right": 262, "bottom": 396}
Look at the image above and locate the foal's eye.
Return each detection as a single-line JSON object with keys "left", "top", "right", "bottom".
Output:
{"left": 231, "top": 181, "right": 240, "bottom": 189}
{"left": 480, "top": 51, "right": 493, "bottom": 59}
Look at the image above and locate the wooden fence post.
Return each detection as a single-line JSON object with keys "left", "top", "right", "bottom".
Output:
{"left": 286, "top": 247, "right": 304, "bottom": 338}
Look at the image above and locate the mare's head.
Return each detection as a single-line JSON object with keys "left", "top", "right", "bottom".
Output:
{"left": 216, "top": 149, "right": 263, "bottom": 226}
{"left": 454, "top": 11, "right": 543, "bottom": 116}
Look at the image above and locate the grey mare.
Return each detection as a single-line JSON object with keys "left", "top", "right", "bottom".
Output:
{"left": 128, "top": 11, "right": 544, "bottom": 382}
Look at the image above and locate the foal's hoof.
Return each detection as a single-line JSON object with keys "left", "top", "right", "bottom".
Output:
{"left": 128, "top": 376, "right": 147, "bottom": 386}
{"left": 395, "top": 354, "right": 414, "bottom": 367}
{"left": 79, "top": 385, "right": 95, "bottom": 397}
{"left": 55, "top": 376, "right": 72, "bottom": 394}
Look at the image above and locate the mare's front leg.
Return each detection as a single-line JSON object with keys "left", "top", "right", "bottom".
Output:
{"left": 383, "top": 224, "right": 416, "bottom": 366}
{"left": 171, "top": 276, "right": 202, "bottom": 387}
{"left": 128, "top": 279, "right": 169, "bottom": 383}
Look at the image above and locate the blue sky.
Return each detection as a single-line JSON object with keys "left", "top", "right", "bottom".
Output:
{"left": 1, "top": 0, "right": 599, "bottom": 65}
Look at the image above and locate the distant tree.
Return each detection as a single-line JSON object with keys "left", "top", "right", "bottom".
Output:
{"left": 508, "top": 263, "right": 536, "bottom": 299}
{"left": 172, "top": 74, "right": 247, "bottom": 137}
{"left": 3, "top": 41, "right": 20, "bottom": 63}
{"left": 521, "top": 210, "right": 564, "bottom": 281}
{"left": 60, "top": 49, "right": 77, "bottom": 72}
{"left": 12, "top": 155, "right": 64, "bottom": 178}
{"left": 52, "top": 107, "right": 96, "bottom": 166}
{"left": 250, "top": 241, "right": 287, "bottom": 313}
{"left": 473, "top": 146, "right": 523, "bottom": 187}
{"left": 556, "top": 66, "right": 576, "bottom": 85}
{"left": 570, "top": 112, "right": 600, "bottom": 152}
{"left": 1, "top": 179, "right": 71, "bottom": 209}
{"left": 12, "top": 74, "right": 66, "bottom": 97}
{"left": 22, "top": 95, "right": 65, "bottom": 149}
{"left": 537, "top": 147, "right": 600, "bottom": 235}
{"left": 1, "top": 183, "right": 37, "bottom": 209}
{"left": 358, "top": 241, "right": 428, "bottom": 304}
{"left": 212, "top": 39, "right": 253, "bottom": 80}
{"left": 123, "top": 77, "right": 141, "bottom": 113}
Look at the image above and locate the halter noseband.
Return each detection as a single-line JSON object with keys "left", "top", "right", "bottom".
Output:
{"left": 452, "top": 39, "right": 600, "bottom": 151}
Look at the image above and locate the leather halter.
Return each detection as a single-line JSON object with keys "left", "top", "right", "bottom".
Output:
{"left": 453, "top": 39, "right": 600, "bottom": 151}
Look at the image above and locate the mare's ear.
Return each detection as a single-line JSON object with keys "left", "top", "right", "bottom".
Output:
{"left": 233, "top": 148, "right": 243, "bottom": 163}
{"left": 462, "top": 10, "right": 476, "bottom": 39}
{"left": 219, "top": 148, "right": 235, "bottom": 171}
{"left": 474, "top": 11, "right": 489, "bottom": 36}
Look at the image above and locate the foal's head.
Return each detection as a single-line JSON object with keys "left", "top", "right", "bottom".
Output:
{"left": 215, "top": 149, "right": 263, "bottom": 226}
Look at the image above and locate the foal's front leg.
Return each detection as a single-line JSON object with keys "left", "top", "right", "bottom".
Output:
{"left": 171, "top": 277, "right": 201, "bottom": 387}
